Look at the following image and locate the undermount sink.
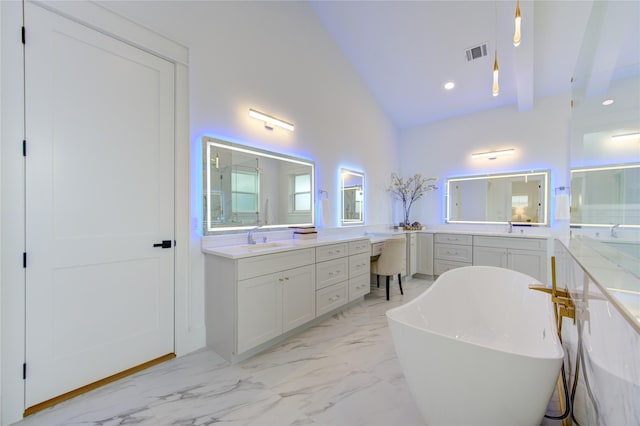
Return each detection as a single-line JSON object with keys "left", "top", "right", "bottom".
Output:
{"left": 245, "top": 241, "right": 292, "bottom": 250}
{"left": 203, "top": 240, "right": 301, "bottom": 258}
{"left": 226, "top": 241, "right": 298, "bottom": 253}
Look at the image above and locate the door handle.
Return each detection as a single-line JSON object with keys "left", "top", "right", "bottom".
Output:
{"left": 153, "top": 240, "right": 172, "bottom": 248}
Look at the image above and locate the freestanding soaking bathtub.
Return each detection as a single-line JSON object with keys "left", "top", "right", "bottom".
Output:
{"left": 386, "top": 266, "right": 564, "bottom": 426}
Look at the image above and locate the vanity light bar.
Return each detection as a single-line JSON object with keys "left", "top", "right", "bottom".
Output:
{"left": 249, "top": 109, "right": 295, "bottom": 131}
{"left": 471, "top": 148, "right": 515, "bottom": 159}
{"left": 611, "top": 132, "right": 640, "bottom": 142}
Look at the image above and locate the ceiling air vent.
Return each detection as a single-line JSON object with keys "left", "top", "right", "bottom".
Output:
{"left": 465, "top": 43, "right": 488, "bottom": 61}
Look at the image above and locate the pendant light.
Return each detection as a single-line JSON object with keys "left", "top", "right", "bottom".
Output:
{"left": 513, "top": 0, "right": 521, "bottom": 47}
{"left": 492, "top": 51, "right": 499, "bottom": 97}
{"left": 492, "top": 2, "right": 499, "bottom": 97}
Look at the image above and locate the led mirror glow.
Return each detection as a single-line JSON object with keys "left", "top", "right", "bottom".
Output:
{"left": 446, "top": 170, "right": 549, "bottom": 225}
{"left": 341, "top": 169, "right": 365, "bottom": 225}
{"left": 202, "top": 136, "right": 314, "bottom": 233}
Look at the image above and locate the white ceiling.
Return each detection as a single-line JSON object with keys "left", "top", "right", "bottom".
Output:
{"left": 309, "top": 0, "right": 640, "bottom": 129}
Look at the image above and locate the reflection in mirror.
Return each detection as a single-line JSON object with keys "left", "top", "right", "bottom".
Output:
{"left": 446, "top": 171, "right": 549, "bottom": 225}
{"left": 571, "top": 164, "right": 640, "bottom": 228}
{"left": 202, "top": 137, "right": 315, "bottom": 233}
{"left": 568, "top": 0, "right": 640, "bottom": 321}
{"left": 341, "top": 169, "right": 365, "bottom": 225}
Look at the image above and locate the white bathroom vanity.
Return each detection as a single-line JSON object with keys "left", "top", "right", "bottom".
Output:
{"left": 203, "top": 237, "right": 371, "bottom": 362}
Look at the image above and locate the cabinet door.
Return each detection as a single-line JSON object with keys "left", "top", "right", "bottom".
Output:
{"left": 416, "top": 233, "right": 434, "bottom": 275}
{"left": 349, "top": 273, "right": 370, "bottom": 301}
{"left": 434, "top": 260, "right": 469, "bottom": 275}
{"left": 473, "top": 246, "right": 508, "bottom": 268}
{"left": 237, "top": 273, "right": 282, "bottom": 354}
{"left": 407, "top": 233, "right": 417, "bottom": 276}
{"left": 508, "top": 249, "right": 547, "bottom": 283}
{"left": 282, "top": 265, "right": 316, "bottom": 333}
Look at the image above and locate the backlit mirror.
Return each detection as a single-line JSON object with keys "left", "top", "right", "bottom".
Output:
{"left": 571, "top": 164, "right": 640, "bottom": 228}
{"left": 568, "top": 0, "right": 639, "bottom": 304}
{"left": 202, "top": 136, "right": 315, "bottom": 233}
{"left": 341, "top": 169, "right": 365, "bottom": 225}
{"left": 446, "top": 171, "right": 549, "bottom": 225}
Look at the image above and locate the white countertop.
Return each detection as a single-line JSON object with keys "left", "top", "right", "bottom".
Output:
{"left": 202, "top": 234, "right": 372, "bottom": 259}
{"left": 421, "top": 229, "right": 549, "bottom": 239}
{"left": 201, "top": 228, "right": 552, "bottom": 259}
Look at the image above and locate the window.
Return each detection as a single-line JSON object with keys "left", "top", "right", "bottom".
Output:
{"left": 232, "top": 169, "right": 259, "bottom": 213}
{"left": 292, "top": 173, "right": 311, "bottom": 212}
{"left": 511, "top": 195, "right": 529, "bottom": 207}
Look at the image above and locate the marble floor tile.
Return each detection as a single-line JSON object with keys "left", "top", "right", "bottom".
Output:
{"left": 12, "top": 277, "right": 564, "bottom": 426}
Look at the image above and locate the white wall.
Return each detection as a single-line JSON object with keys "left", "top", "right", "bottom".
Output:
{"left": 100, "top": 1, "right": 399, "bottom": 229}
{"left": 399, "top": 93, "right": 572, "bottom": 234}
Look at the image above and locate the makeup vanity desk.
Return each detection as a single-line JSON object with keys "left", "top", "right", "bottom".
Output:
{"left": 366, "top": 230, "right": 551, "bottom": 283}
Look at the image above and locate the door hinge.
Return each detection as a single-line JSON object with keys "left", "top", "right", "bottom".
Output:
{"left": 23, "top": 140, "right": 27, "bottom": 157}
{"left": 21, "top": 26, "right": 25, "bottom": 44}
{"left": 23, "top": 363, "right": 27, "bottom": 380}
{"left": 23, "top": 252, "right": 27, "bottom": 268}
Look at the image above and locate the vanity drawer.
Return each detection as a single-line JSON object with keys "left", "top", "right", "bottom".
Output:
{"left": 238, "top": 248, "right": 315, "bottom": 280}
{"left": 435, "top": 233, "right": 473, "bottom": 245}
{"left": 316, "top": 243, "right": 348, "bottom": 262}
{"left": 349, "top": 273, "right": 370, "bottom": 301}
{"left": 435, "top": 243, "right": 473, "bottom": 263}
{"left": 316, "top": 281, "right": 348, "bottom": 316}
{"left": 349, "top": 253, "right": 370, "bottom": 278}
{"left": 434, "top": 259, "right": 471, "bottom": 275}
{"left": 348, "top": 239, "right": 371, "bottom": 255}
{"left": 316, "top": 257, "right": 349, "bottom": 290}
{"left": 371, "top": 241, "right": 385, "bottom": 256}
{"left": 473, "top": 236, "right": 547, "bottom": 251}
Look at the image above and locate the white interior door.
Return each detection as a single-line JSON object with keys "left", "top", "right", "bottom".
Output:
{"left": 24, "top": 3, "right": 175, "bottom": 408}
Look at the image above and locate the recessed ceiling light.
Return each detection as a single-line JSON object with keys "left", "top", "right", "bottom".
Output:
{"left": 602, "top": 99, "right": 614, "bottom": 106}
{"left": 444, "top": 81, "right": 455, "bottom": 90}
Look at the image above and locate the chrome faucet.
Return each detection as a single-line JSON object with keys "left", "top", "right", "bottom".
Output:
{"left": 247, "top": 225, "right": 264, "bottom": 245}
{"left": 610, "top": 224, "right": 620, "bottom": 238}
{"left": 507, "top": 221, "right": 513, "bottom": 234}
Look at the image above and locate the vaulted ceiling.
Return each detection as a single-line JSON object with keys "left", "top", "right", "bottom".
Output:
{"left": 309, "top": 0, "right": 640, "bottom": 129}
